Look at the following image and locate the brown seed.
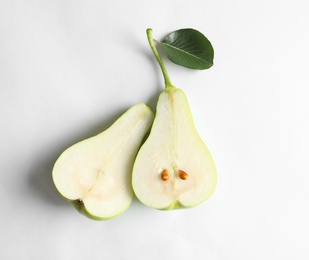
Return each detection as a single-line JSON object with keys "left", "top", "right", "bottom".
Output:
{"left": 161, "top": 169, "right": 169, "bottom": 181}
{"left": 179, "top": 170, "right": 189, "bottom": 180}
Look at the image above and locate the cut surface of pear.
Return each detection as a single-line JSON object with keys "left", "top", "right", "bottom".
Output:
{"left": 52, "top": 103, "right": 154, "bottom": 220}
{"left": 132, "top": 88, "right": 217, "bottom": 210}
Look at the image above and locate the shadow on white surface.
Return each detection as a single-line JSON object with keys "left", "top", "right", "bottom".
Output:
{"left": 27, "top": 106, "right": 134, "bottom": 210}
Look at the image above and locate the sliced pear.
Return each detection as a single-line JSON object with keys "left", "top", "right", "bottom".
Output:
{"left": 52, "top": 103, "right": 154, "bottom": 220}
{"left": 132, "top": 29, "right": 217, "bottom": 210}
{"left": 132, "top": 88, "right": 217, "bottom": 210}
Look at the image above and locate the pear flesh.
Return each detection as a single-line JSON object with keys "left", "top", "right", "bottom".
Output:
{"left": 132, "top": 88, "right": 217, "bottom": 210}
{"left": 52, "top": 103, "right": 154, "bottom": 220}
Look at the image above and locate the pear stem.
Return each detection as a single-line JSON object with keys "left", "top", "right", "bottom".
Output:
{"left": 146, "top": 28, "right": 174, "bottom": 90}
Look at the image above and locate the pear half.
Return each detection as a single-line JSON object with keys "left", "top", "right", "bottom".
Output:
{"left": 132, "top": 88, "right": 217, "bottom": 210}
{"left": 53, "top": 103, "right": 154, "bottom": 220}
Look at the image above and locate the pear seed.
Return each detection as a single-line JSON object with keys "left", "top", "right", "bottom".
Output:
{"left": 161, "top": 169, "right": 169, "bottom": 181}
{"left": 179, "top": 170, "right": 189, "bottom": 180}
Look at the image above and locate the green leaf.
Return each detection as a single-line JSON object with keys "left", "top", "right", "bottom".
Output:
{"left": 160, "top": 28, "right": 214, "bottom": 70}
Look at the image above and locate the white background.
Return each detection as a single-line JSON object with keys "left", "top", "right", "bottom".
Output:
{"left": 1, "top": 0, "right": 309, "bottom": 259}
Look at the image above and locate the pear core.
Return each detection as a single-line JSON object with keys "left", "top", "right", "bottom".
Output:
{"left": 132, "top": 88, "right": 217, "bottom": 210}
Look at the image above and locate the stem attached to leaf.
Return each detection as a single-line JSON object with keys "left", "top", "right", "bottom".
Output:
{"left": 146, "top": 28, "right": 174, "bottom": 90}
